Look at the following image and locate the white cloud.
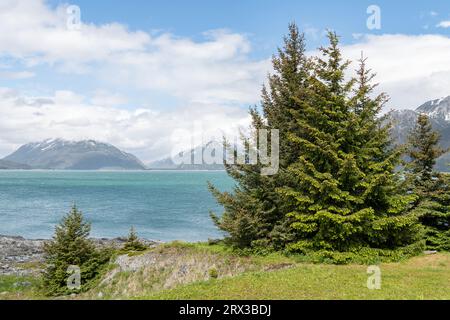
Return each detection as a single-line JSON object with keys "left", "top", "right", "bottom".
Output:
{"left": 0, "top": 0, "right": 269, "bottom": 105}
{"left": 0, "top": 70, "right": 35, "bottom": 79}
{"left": 437, "top": 20, "right": 450, "bottom": 28}
{"left": 90, "top": 90, "right": 128, "bottom": 107}
{"left": 339, "top": 34, "right": 450, "bottom": 110}
{"left": 0, "top": 88, "right": 250, "bottom": 162}
{"left": 2, "top": 0, "right": 450, "bottom": 160}
{"left": 0, "top": 0, "right": 263, "bottom": 160}
{"left": 99, "top": 30, "right": 270, "bottom": 104}
{"left": 0, "top": 0, "right": 150, "bottom": 67}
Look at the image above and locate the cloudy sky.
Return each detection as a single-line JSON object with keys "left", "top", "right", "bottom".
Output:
{"left": 1, "top": 0, "right": 450, "bottom": 161}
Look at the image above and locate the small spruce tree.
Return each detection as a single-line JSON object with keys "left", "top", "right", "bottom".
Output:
{"left": 412, "top": 176, "right": 450, "bottom": 251}
{"left": 407, "top": 114, "right": 446, "bottom": 193}
{"left": 43, "top": 205, "right": 111, "bottom": 295}
{"left": 407, "top": 115, "right": 449, "bottom": 251}
{"left": 123, "top": 226, "right": 147, "bottom": 252}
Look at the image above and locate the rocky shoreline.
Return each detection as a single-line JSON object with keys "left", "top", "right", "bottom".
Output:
{"left": 0, "top": 235, "right": 159, "bottom": 276}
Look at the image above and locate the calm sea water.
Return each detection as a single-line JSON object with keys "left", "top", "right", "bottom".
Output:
{"left": 0, "top": 170, "right": 234, "bottom": 241}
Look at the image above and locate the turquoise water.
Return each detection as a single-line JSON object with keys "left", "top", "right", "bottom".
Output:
{"left": 0, "top": 171, "right": 234, "bottom": 241}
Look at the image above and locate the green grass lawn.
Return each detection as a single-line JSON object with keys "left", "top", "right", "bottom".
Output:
{"left": 143, "top": 253, "right": 450, "bottom": 300}
{"left": 1, "top": 244, "right": 449, "bottom": 300}
{"left": 0, "top": 275, "right": 43, "bottom": 300}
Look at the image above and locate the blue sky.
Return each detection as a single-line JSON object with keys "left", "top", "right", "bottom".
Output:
{"left": 5, "top": 0, "right": 450, "bottom": 107}
{"left": 46, "top": 0, "right": 450, "bottom": 49}
{"left": 0, "top": 0, "right": 450, "bottom": 160}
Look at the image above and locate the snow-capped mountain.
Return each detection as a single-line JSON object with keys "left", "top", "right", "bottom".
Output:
{"left": 148, "top": 141, "right": 225, "bottom": 170}
{"left": 1, "top": 97, "right": 448, "bottom": 171}
{"left": 2, "top": 139, "right": 146, "bottom": 170}
{"left": 416, "top": 96, "right": 450, "bottom": 122}
{"left": 390, "top": 96, "right": 450, "bottom": 172}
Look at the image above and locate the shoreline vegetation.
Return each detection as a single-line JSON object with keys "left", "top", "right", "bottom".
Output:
{"left": 0, "top": 234, "right": 160, "bottom": 276}
{"left": 0, "top": 234, "right": 449, "bottom": 300}
{"left": 207, "top": 23, "right": 449, "bottom": 262}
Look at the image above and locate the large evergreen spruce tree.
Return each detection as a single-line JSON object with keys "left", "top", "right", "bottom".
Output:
{"left": 209, "top": 23, "right": 310, "bottom": 249}
{"left": 277, "top": 32, "right": 422, "bottom": 260}
{"left": 211, "top": 24, "right": 424, "bottom": 261}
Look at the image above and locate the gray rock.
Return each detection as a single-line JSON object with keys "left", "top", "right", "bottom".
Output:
{"left": 0, "top": 235, "right": 159, "bottom": 276}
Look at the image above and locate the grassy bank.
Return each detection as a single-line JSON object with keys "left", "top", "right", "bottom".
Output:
{"left": 145, "top": 252, "right": 450, "bottom": 300}
{"left": 1, "top": 243, "right": 449, "bottom": 300}
{"left": 0, "top": 275, "right": 42, "bottom": 300}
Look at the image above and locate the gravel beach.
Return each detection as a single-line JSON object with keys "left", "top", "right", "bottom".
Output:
{"left": 0, "top": 235, "right": 158, "bottom": 276}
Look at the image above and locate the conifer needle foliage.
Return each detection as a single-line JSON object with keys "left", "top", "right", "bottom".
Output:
{"left": 123, "top": 226, "right": 148, "bottom": 252}
{"left": 210, "top": 24, "right": 426, "bottom": 261}
{"left": 43, "top": 205, "right": 112, "bottom": 295}
{"left": 406, "top": 114, "right": 449, "bottom": 251}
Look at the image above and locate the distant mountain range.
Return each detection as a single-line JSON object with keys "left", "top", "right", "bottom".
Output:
{"left": 0, "top": 159, "right": 31, "bottom": 170}
{"left": 0, "top": 97, "right": 449, "bottom": 171}
{"left": 148, "top": 97, "right": 449, "bottom": 172}
{"left": 147, "top": 141, "right": 225, "bottom": 170}
{"left": 1, "top": 139, "right": 146, "bottom": 170}
{"left": 390, "top": 96, "right": 450, "bottom": 172}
